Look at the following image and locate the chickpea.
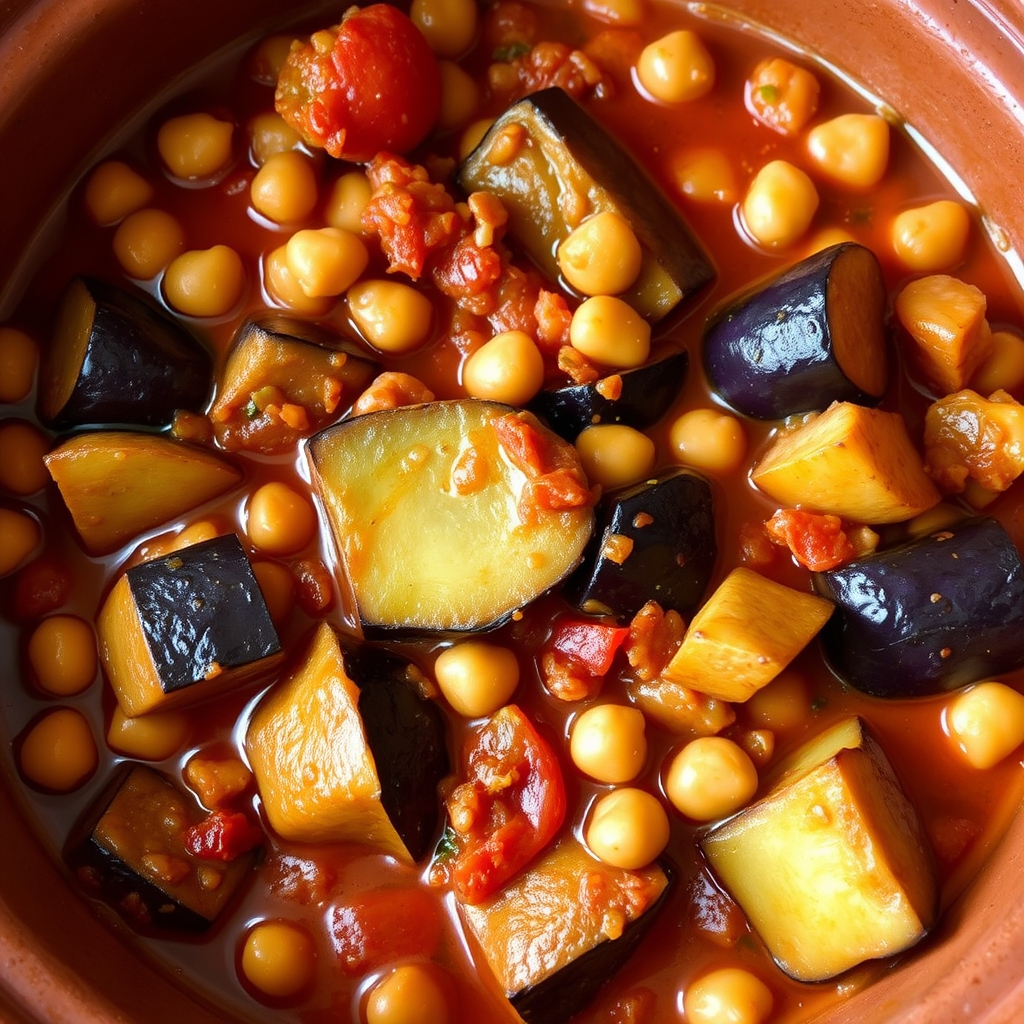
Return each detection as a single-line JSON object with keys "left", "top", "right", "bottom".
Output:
{"left": 112, "top": 208, "right": 186, "bottom": 279}
{"left": 83, "top": 160, "right": 154, "bottom": 226}
{"left": 0, "top": 420, "right": 50, "bottom": 495}
{"left": 250, "top": 34, "right": 296, "bottom": 86}
{"left": 249, "top": 111, "right": 304, "bottom": 165}
{"left": 157, "top": 112, "right": 234, "bottom": 180}
{"left": 575, "top": 424, "right": 656, "bottom": 489}
{"left": 459, "top": 118, "right": 494, "bottom": 162}
{"left": 462, "top": 330, "right": 545, "bottom": 405}
{"left": 164, "top": 246, "right": 245, "bottom": 318}
{"left": 437, "top": 60, "right": 481, "bottom": 132}
{"left": 247, "top": 481, "right": 317, "bottom": 556}
{"left": 668, "top": 408, "right": 747, "bottom": 474}
{"left": 670, "top": 147, "right": 738, "bottom": 204}
{"left": 806, "top": 113, "right": 890, "bottom": 190}
{"left": 348, "top": 280, "right": 434, "bottom": 354}
{"left": 891, "top": 199, "right": 971, "bottom": 272}
{"left": 583, "top": 0, "right": 645, "bottom": 26}
{"left": 264, "top": 245, "right": 334, "bottom": 315}
{"left": 241, "top": 919, "right": 316, "bottom": 999}
{"left": 557, "top": 211, "right": 643, "bottom": 297}
{"left": 972, "top": 329, "right": 1024, "bottom": 394}
{"left": 805, "top": 225, "right": 857, "bottom": 255}
{"left": 251, "top": 151, "right": 319, "bottom": 224}
{"left": 365, "top": 964, "right": 451, "bottom": 1024}
{"left": 664, "top": 736, "right": 758, "bottom": 821}
{"left": 585, "top": 787, "right": 670, "bottom": 870}
{"left": 743, "top": 670, "right": 810, "bottom": 731}
{"left": 0, "top": 327, "right": 38, "bottom": 403}
{"left": 325, "top": 171, "right": 373, "bottom": 234}
{"left": 434, "top": 641, "right": 520, "bottom": 718}
{"left": 107, "top": 705, "right": 191, "bottom": 760}
{"left": 684, "top": 967, "right": 774, "bottom": 1024}
{"left": 28, "top": 615, "right": 97, "bottom": 697}
{"left": 569, "top": 295, "right": 651, "bottom": 369}
{"left": 19, "top": 708, "right": 98, "bottom": 791}
{"left": 746, "top": 57, "right": 820, "bottom": 135}
{"left": 410, "top": 0, "right": 477, "bottom": 58}
{"left": 742, "top": 160, "right": 819, "bottom": 249}
{"left": 570, "top": 704, "right": 647, "bottom": 783}
{"left": 946, "top": 681, "right": 1024, "bottom": 769}
{"left": 253, "top": 560, "right": 295, "bottom": 627}
{"left": 0, "top": 507, "right": 40, "bottom": 576}
{"left": 636, "top": 30, "right": 715, "bottom": 103}
{"left": 285, "top": 227, "right": 369, "bottom": 298}
{"left": 171, "top": 517, "right": 226, "bottom": 551}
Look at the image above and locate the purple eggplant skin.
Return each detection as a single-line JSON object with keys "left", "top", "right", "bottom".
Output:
{"left": 39, "top": 276, "right": 212, "bottom": 429}
{"left": 341, "top": 644, "right": 450, "bottom": 862}
{"left": 530, "top": 350, "right": 688, "bottom": 441}
{"left": 570, "top": 468, "right": 716, "bottom": 621}
{"left": 812, "top": 516, "right": 1024, "bottom": 698}
{"left": 703, "top": 242, "right": 888, "bottom": 420}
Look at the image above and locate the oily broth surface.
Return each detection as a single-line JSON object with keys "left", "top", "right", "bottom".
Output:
{"left": 2, "top": 3, "right": 1024, "bottom": 1023}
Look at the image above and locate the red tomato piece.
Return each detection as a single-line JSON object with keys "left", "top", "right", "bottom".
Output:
{"left": 11, "top": 558, "right": 72, "bottom": 620}
{"left": 764, "top": 507, "right": 856, "bottom": 571}
{"left": 183, "top": 809, "right": 263, "bottom": 861}
{"left": 549, "top": 618, "right": 629, "bottom": 676}
{"left": 275, "top": 4, "right": 441, "bottom": 162}
{"left": 445, "top": 704, "right": 566, "bottom": 904}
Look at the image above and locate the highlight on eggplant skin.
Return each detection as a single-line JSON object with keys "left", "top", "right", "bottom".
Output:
{"left": 570, "top": 468, "right": 717, "bottom": 621}
{"left": 812, "top": 516, "right": 1024, "bottom": 697}
{"left": 530, "top": 350, "right": 689, "bottom": 441}
{"left": 38, "top": 276, "right": 212, "bottom": 429}
{"left": 703, "top": 242, "right": 888, "bottom": 420}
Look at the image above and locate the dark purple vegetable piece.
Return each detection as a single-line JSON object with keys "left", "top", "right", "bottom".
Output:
{"left": 703, "top": 242, "right": 888, "bottom": 419}
{"left": 38, "top": 276, "right": 212, "bottom": 428}
{"left": 570, "top": 468, "right": 716, "bottom": 621}
{"left": 341, "top": 644, "right": 450, "bottom": 861}
{"left": 812, "top": 516, "right": 1024, "bottom": 697}
{"left": 459, "top": 87, "right": 714, "bottom": 321}
{"left": 65, "top": 765, "right": 256, "bottom": 933}
{"left": 530, "top": 350, "right": 688, "bottom": 441}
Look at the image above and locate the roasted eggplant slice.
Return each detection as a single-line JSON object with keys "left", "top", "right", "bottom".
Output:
{"left": 703, "top": 242, "right": 888, "bottom": 419}
{"left": 570, "top": 468, "right": 716, "bottom": 620}
{"left": 44, "top": 430, "right": 242, "bottom": 555}
{"left": 459, "top": 88, "right": 714, "bottom": 322}
{"left": 459, "top": 838, "right": 674, "bottom": 1024}
{"left": 98, "top": 533, "right": 284, "bottom": 716}
{"left": 209, "top": 314, "right": 379, "bottom": 454}
{"left": 530, "top": 350, "right": 689, "bottom": 441}
{"left": 39, "top": 276, "right": 212, "bottom": 428}
{"left": 813, "top": 516, "right": 1024, "bottom": 697}
{"left": 246, "top": 622, "right": 448, "bottom": 862}
{"left": 307, "top": 400, "right": 595, "bottom": 635}
{"left": 65, "top": 764, "right": 257, "bottom": 932}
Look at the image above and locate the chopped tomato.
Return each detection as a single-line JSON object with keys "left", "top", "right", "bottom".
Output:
{"left": 445, "top": 704, "right": 566, "bottom": 904}
{"left": 764, "top": 507, "right": 856, "bottom": 571}
{"left": 275, "top": 5, "right": 441, "bottom": 162}
{"left": 183, "top": 809, "right": 263, "bottom": 861}
{"left": 549, "top": 618, "right": 629, "bottom": 676}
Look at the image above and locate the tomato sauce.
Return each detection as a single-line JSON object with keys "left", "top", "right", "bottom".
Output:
{"left": 3, "top": 2, "right": 1024, "bottom": 1023}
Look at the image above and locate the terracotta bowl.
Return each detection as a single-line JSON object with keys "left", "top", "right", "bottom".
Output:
{"left": 2, "top": 1, "right": 1024, "bottom": 1021}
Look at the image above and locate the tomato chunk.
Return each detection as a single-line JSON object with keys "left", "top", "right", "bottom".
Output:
{"left": 183, "top": 809, "right": 263, "bottom": 861}
{"left": 549, "top": 618, "right": 629, "bottom": 676}
{"left": 445, "top": 704, "right": 566, "bottom": 904}
{"left": 764, "top": 508, "right": 856, "bottom": 571}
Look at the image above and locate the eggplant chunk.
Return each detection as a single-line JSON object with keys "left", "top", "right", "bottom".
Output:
{"left": 813, "top": 516, "right": 1024, "bottom": 697}
{"left": 704, "top": 242, "right": 888, "bottom": 419}
{"left": 209, "top": 314, "right": 379, "bottom": 454}
{"left": 530, "top": 350, "right": 688, "bottom": 441}
{"left": 246, "top": 622, "right": 448, "bottom": 862}
{"left": 702, "top": 717, "right": 937, "bottom": 982}
{"left": 459, "top": 838, "right": 673, "bottom": 1024}
{"left": 44, "top": 430, "right": 242, "bottom": 554}
{"left": 570, "top": 468, "right": 716, "bottom": 620}
{"left": 459, "top": 88, "right": 713, "bottom": 322}
{"left": 97, "top": 533, "right": 284, "bottom": 716}
{"left": 307, "top": 400, "right": 595, "bottom": 635}
{"left": 65, "top": 765, "right": 257, "bottom": 932}
{"left": 39, "top": 276, "right": 212, "bottom": 428}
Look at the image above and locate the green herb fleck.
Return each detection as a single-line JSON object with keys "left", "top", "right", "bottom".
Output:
{"left": 757, "top": 84, "right": 780, "bottom": 104}
{"left": 432, "top": 826, "right": 460, "bottom": 864}
{"left": 244, "top": 397, "right": 259, "bottom": 420}
{"left": 493, "top": 41, "right": 531, "bottom": 62}
{"left": 848, "top": 207, "right": 873, "bottom": 226}
{"left": 810, "top": 696, "right": 828, "bottom": 713}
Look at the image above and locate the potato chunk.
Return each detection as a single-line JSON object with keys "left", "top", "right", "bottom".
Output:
{"left": 663, "top": 567, "right": 833, "bottom": 702}
{"left": 702, "top": 717, "right": 937, "bottom": 981}
{"left": 751, "top": 402, "right": 940, "bottom": 523}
